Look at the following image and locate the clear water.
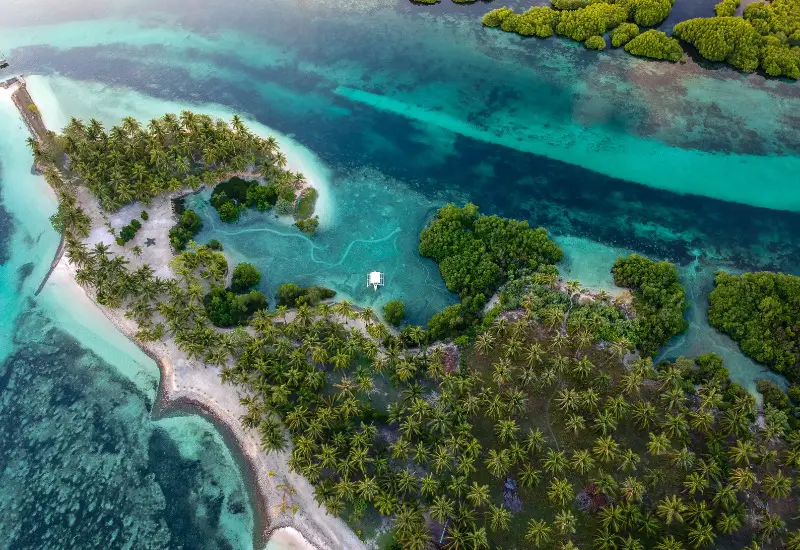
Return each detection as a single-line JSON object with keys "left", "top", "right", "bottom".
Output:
{"left": 0, "top": 0, "right": 798, "bottom": 547}
{"left": 0, "top": 83, "right": 254, "bottom": 549}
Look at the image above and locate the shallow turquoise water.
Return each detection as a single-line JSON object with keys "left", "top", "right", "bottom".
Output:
{"left": 0, "top": 87, "right": 255, "bottom": 549}
{"left": 0, "top": 0, "right": 799, "bottom": 546}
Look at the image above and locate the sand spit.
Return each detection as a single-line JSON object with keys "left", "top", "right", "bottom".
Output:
{"left": 10, "top": 76, "right": 364, "bottom": 550}
{"left": 46, "top": 200, "right": 365, "bottom": 550}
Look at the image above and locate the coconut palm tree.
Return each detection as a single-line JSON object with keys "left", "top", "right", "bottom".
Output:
{"left": 566, "top": 414, "right": 586, "bottom": 435}
{"left": 712, "top": 484, "right": 738, "bottom": 510}
{"left": 593, "top": 436, "right": 619, "bottom": 463}
{"left": 729, "top": 467, "right": 756, "bottom": 490}
{"left": 599, "top": 503, "right": 625, "bottom": 533}
{"left": 485, "top": 449, "right": 512, "bottom": 478}
{"left": 525, "top": 519, "right": 551, "bottom": 547}
{"left": 763, "top": 470, "right": 792, "bottom": 500}
{"left": 466, "top": 482, "right": 490, "bottom": 508}
{"left": 525, "top": 343, "right": 544, "bottom": 366}
{"left": 429, "top": 494, "right": 454, "bottom": 524}
{"left": 715, "top": 512, "right": 742, "bottom": 535}
{"left": 687, "top": 521, "right": 715, "bottom": 549}
{"left": 543, "top": 449, "right": 568, "bottom": 475}
{"left": 683, "top": 471, "right": 709, "bottom": 496}
{"left": 654, "top": 536, "right": 685, "bottom": 550}
{"left": 787, "top": 530, "right": 800, "bottom": 550}
{"left": 647, "top": 432, "right": 671, "bottom": 456}
{"left": 656, "top": 495, "right": 686, "bottom": 525}
{"left": 487, "top": 503, "right": 511, "bottom": 533}
{"left": 554, "top": 509, "right": 577, "bottom": 535}
{"left": 759, "top": 511, "right": 786, "bottom": 541}
{"left": 547, "top": 478, "right": 574, "bottom": 507}
{"left": 519, "top": 465, "right": 542, "bottom": 488}
{"left": 729, "top": 439, "right": 756, "bottom": 466}
{"left": 476, "top": 332, "right": 495, "bottom": 355}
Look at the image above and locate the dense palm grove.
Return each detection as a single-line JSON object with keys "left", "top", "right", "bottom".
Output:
{"left": 61, "top": 234, "right": 800, "bottom": 549}
{"left": 50, "top": 210, "right": 800, "bottom": 549}
{"left": 55, "top": 111, "right": 300, "bottom": 211}
{"left": 27, "top": 108, "right": 800, "bottom": 548}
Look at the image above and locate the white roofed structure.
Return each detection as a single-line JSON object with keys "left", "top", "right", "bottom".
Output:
{"left": 367, "top": 271, "right": 384, "bottom": 291}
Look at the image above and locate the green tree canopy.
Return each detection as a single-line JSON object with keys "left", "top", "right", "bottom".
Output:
{"left": 708, "top": 271, "right": 800, "bottom": 381}
{"left": 612, "top": 254, "right": 688, "bottom": 355}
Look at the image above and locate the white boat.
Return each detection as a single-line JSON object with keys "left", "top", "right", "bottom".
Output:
{"left": 367, "top": 271, "right": 384, "bottom": 291}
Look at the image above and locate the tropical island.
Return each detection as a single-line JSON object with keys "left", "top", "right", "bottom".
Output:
{"left": 15, "top": 77, "right": 800, "bottom": 550}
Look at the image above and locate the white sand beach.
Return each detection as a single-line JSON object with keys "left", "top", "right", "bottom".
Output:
{"left": 13, "top": 76, "right": 364, "bottom": 550}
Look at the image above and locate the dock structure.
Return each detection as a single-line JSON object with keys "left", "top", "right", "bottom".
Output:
{"left": 0, "top": 76, "right": 21, "bottom": 89}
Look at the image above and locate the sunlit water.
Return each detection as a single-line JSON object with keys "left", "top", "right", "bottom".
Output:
{"left": 0, "top": 0, "right": 798, "bottom": 546}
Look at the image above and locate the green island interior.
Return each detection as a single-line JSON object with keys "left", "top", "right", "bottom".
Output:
{"left": 24, "top": 101, "right": 800, "bottom": 548}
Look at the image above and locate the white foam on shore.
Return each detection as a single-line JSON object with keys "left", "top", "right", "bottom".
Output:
{"left": 264, "top": 527, "right": 316, "bottom": 550}
{"left": 25, "top": 74, "right": 335, "bottom": 229}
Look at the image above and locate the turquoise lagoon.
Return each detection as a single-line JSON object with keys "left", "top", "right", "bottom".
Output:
{"left": 0, "top": 0, "right": 799, "bottom": 547}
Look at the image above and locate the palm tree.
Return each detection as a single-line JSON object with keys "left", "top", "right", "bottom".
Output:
{"left": 547, "top": 478, "right": 574, "bottom": 507}
{"left": 683, "top": 471, "right": 709, "bottom": 496}
{"left": 524, "top": 428, "right": 546, "bottom": 454}
{"left": 654, "top": 536, "right": 685, "bottom": 550}
{"left": 519, "top": 465, "right": 542, "bottom": 488}
{"left": 429, "top": 494, "right": 454, "bottom": 523}
{"left": 554, "top": 509, "right": 577, "bottom": 535}
{"left": 617, "top": 448, "right": 641, "bottom": 472}
{"left": 593, "top": 410, "right": 618, "bottom": 435}
{"left": 759, "top": 511, "right": 786, "bottom": 541}
{"left": 594, "top": 529, "right": 619, "bottom": 550}
{"left": 620, "top": 535, "right": 643, "bottom": 550}
{"left": 786, "top": 530, "right": 800, "bottom": 550}
{"left": 631, "top": 401, "right": 656, "bottom": 430}
{"left": 728, "top": 439, "right": 755, "bottom": 466}
{"left": 712, "top": 484, "right": 738, "bottom": 510}
{"left": 485, "top": 449, "right": 511, "bottom": 478}
{"left": 715, "top": 512, "right": 742, "bottom": 535}
{"left": 593, "top": 436, "right": 619, "bottom": 463}
{"left": 495, "top": 419, "right": 519, "bottom": 443}
{"left": 543, "top": 449, "right": 568, "bottom": 475}
{"left": 763, "top": 470, "right": 792, "bottom": 500}
{"left": 525, "top": 519, "right": 551, "bottom": 547}
{"left": 656, "top": 495, "right": 686, "bottom": 525}
{"left": 620, "top": 477, "right": 645, "bottom": 503}
{"left": 647, "top": 432, "right": 671, "bottom": 456}
{"left": 465, "top": 481, "right": 490, "bottom": 508}
{"left": 570, "top": 449, "right": 594, "bottom": 474}
{"left": 566, "top": 414, "right": 586, "bottom": 435}
{"left": 599, "top": 503, "right": 625, "bottom": 532}
{"left": 730, "top": 468, "right": 756, "bottom": 490}
{"left": 476, "top": 332, "right": 495, "bottom": 355}
{"left": 556, "top": 388, "right": 581, "bottom": 412}
{"left": 687, "top": 522, "right": 715, "bottom": 549}
{"left": 525, "top": 343, "right": 545, "bottom": 366}
{"left": 487, "top": 504, "right": 511, "bottom": 533}
{"left": 671, "top": 447, "right": 697, "bottom": 472}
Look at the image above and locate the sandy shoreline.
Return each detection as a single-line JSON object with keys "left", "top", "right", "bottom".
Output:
{"left": 9, "top": 76, "right": 363, "bottom": 550}
{"left": 48, "top": 227, "right": 364, "bottom": 550}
